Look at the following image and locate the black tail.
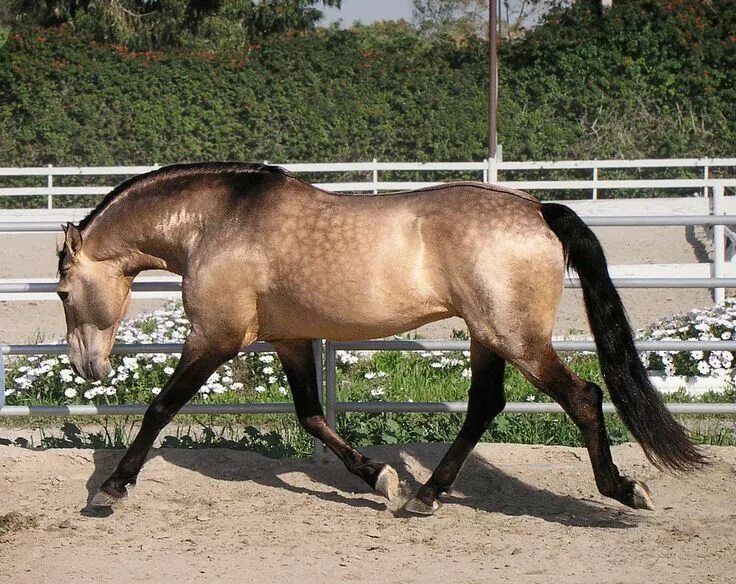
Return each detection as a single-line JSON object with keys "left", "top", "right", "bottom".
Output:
{"left": 540, "top": 203, "right": 707, "bottom": 472}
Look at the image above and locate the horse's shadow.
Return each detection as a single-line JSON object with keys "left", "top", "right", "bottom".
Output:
{"left": 81, "top": 443, "right": 640, "bottom": 529}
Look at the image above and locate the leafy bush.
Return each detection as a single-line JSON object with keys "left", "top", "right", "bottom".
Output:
{"left": 0, "top": 24, "right": 489, "bottom": 169}
{"left": 1, "top": 0, "right": 734, "bottom": 174}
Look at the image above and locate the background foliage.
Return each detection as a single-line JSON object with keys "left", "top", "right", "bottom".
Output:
{"left": 2, "top": 0, "right": 342, "bottom": 50}
{"left": 0, "top": 0, "right": 733, "bottom": 167}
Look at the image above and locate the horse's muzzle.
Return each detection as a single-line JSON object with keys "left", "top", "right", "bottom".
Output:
{"left": 86, "top": 359, "right": 112, "bottom": 381}
{"left": 71, "top": 358, "right": 112, "bottom": 381}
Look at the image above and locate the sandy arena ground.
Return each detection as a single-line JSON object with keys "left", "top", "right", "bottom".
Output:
{"left": 1, "top": 443, "right": 735, "bottom": 583}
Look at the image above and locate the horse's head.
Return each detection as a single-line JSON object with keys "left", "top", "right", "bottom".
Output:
{"left": 57, "top": 223, "right": 132, "bottom": 381}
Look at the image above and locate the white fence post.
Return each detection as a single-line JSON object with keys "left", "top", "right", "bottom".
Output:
{"left": 592, "top": 166, "right": 599, "bottom": 200}
{"left": 325, "top": 341, "right": 337, "bottom": 432}
{"left": 712, "top": 185, "right": 726, "bottom": 304}
{"left": 46, "top": 164, "right": 53, "bottom": 209}
{"left": 487, "top": 156, "right": 497, "bottom": 183}
{"left": 703, "top": 165, "right": 709, "bottom": 199}
{"left": 372, "top": 159, "right": 378, "bottom": 194}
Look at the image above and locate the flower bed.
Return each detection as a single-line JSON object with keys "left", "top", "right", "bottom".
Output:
{"left": 638, "top": 299, "right": 736, "bottom": 396}
{"left": 8, "top": 298, "right": 736, "bottom": 404}
{"left": 3, "top": 300, "right": 735, "bottom": 451}
{"left": 6, "top": 301, "right": 289, "bottom": 406}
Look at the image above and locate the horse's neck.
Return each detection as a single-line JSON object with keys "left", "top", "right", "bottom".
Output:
{"left": 85, "top": 205, "right": 197, "bottom": 276}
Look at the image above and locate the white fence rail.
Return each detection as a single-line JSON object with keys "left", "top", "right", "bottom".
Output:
{"left": 2, "top": 160, "right": 736, "bottom": 432}
{"left": 2, "top": 157, "right": 736, "bottom": 205}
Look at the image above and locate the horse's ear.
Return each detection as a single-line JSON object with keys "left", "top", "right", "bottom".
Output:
{"left": 62, "top": 222, "right": 83, "bottom": 257}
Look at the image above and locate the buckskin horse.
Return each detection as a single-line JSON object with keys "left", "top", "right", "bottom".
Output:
{"left": 56, "top": 163, "right": 704, "bottom": 514}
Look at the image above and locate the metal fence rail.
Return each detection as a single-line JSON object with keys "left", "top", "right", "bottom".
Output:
{"left": 5, "top": 214, "right": 736, "bottom": 234}
{"left": 2, "top": 162, "right": 736, "bottom": 440}
{"left": 2, "top": 402, "right": 733, "bottom": 417}
{"left": 4, "top": 276, "right": 736, "bottom": 297}
{"left": 3, "top": 339, "right": 736, "bottom": 417}
{"left": 5, "top": 208, "right": 736, "bottom": 301}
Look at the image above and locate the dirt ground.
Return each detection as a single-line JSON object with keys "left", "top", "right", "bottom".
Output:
{"left": 1, "top": 442, "right": 735, "bottom": 583}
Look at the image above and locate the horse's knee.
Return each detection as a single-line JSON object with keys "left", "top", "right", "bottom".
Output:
{"left": 461, "top": 391, "right": 506, "bottom": 441}
{"left": 476, "top": 392, "right": 506, "bottom": 427}
{"left": 585, "top": 382, "right": 604, "bottom": 404}
{"left": 488, "top": 392, "right": 506, "bottom": 417}
{"left": 145, "top": 399, "right": 175, "bottom": 426}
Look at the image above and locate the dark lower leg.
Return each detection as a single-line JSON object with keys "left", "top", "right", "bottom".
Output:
{"left": 274, "top": 341, "right": 392, "bottom": 491}
{"left": 412, "top": 341, "right": 506, "bottom": 509}
{"left": 527, "top": 353, "right": 653, "bottom": 509}
{"left": 561, "top": 381, "right": 652, "bottom": 508}
{"left": 98, "top": 348, "right": 229, "bottom": 500}
{"left": 301, "top": 414, "right": 390, "bottom": 488}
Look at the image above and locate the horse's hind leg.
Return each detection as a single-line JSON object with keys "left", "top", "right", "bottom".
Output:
{"left": 92, "top": 339, "right": 238, "bottom": 506}
{"left": 406, "top": 339, "right": 506, "bottom": 515}
{"left": 514, "top": 345, "right": 654, "bottom": 510}
{"left": 273, "top": 340, "right": 400, "bottom": 500}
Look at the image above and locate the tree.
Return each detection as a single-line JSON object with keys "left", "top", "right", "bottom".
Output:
{"left": 3, "top": 0, "right": 342, "bottom": 50}
{"left": 500, "top": 0, "right": 557, "bottom": 39}
{"left": 412, "top": 0, "right": 487, "bottom": 38}
{"left": 412, "top": 0, "right": 556, "bottom": 40}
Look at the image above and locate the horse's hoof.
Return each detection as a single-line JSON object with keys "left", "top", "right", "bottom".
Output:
{"left": 375, "top": 465, "right": 400, "bottom": 501}
{"left": 630, "top": 481, "right": 655, "bottom": 510}
{"left": 89, "top": 484, "right": 130, "bottom": 507}
{"left": 404, "top": 497, "right": 441, "bottom": 516}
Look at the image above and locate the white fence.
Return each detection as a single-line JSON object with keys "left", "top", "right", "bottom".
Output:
{"left": 1, "top": 157, "right": 736, "bottom": 204}
{"left": 2, "top": 159, "right": 736, "bottom": 426}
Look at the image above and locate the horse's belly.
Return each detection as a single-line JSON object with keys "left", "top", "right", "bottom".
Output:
{"left": 256, "top": 292, "right": 455, "bottom": 341}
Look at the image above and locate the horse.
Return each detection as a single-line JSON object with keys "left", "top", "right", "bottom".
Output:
{"left": 56, "top": 162, "right": 705, "bottom": 514}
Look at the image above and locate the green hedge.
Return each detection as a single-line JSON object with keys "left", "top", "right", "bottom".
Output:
{"left": 0, "top": 0, "right": 734, "bottom": 168}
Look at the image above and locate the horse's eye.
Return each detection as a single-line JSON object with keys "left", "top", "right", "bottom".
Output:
{"left": 58, "top": 290, "right": 69, "bottom": 302}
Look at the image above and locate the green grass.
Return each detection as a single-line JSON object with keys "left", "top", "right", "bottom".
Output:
{"left": 3, "top": 349, "right": 735, "bottom": 455}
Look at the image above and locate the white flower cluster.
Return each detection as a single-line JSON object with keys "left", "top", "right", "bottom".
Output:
{"left": 7, "top": 301, "right": 288, "bottom": 403}
{"left": 419, "top": 350, "right": 470, "bottom": 371}
{"left": 8, "top": 354, "right": 72, "bottom": 398}
{"left": 337, "top": 352, "right": 360, "bottom": 366}
{"left": 638, "top": 299, "right": 736, "bottom": 380}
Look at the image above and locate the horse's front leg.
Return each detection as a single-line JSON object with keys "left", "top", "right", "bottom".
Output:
{"left": 273, "top": 340, "right": 400, "bottom": 501}
{"left": 91, "top": 337, "right": 238, "bottom": 506}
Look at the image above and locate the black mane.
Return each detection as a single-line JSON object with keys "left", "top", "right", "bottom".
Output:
{"left": 57, "top": 162, "right": 292, "bottom": 273}
{"left": 77, "top": 162, "right": 292, "bottom": 232}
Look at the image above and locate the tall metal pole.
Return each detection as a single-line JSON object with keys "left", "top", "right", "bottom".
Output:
{"left": 488, "top": 0, "right": 498, "bottom": 160}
